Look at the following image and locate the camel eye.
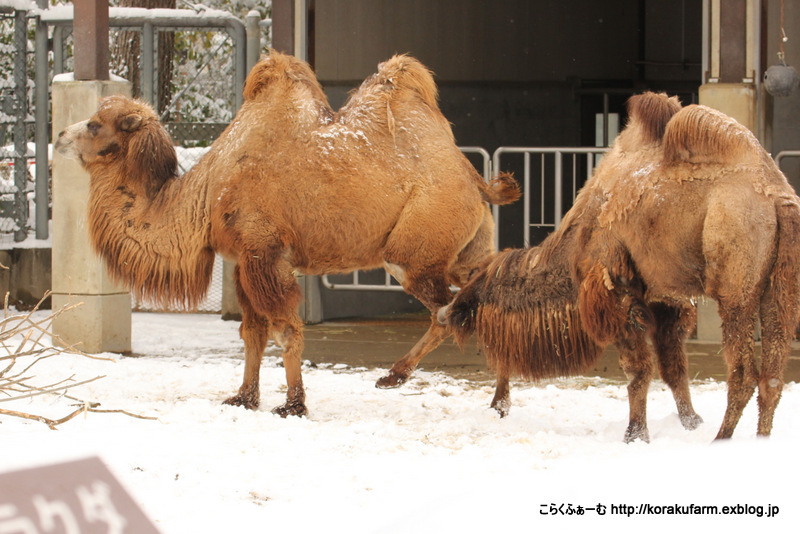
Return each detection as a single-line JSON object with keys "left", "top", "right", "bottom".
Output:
{"left": 87, "top": 121, "right": 101, "bottom": 135}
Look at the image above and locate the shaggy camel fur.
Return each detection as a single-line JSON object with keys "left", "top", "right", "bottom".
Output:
{"left": 54, "top": 51, "right": 519, "bottom": 417}
{"left": 443, "top": 92, "right": 800, "bottom": 442}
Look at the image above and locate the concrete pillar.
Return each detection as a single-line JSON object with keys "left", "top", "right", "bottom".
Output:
{"left": 221, "top": 260, "right": 241, "bottom": 321}
{"left": 696, "top": 299, "right": 723, "bottom": 343}
{"left": 698, "top": 83, "right": 757, "bottom": 130}
{"left": 695, "top": 0, "right": 759, "bottom": 342}
{"left": 700, "top": 0, "right": 759, "bottom": 132}
{"left": 51, "top": 80, "right": 133, "bottom": 353}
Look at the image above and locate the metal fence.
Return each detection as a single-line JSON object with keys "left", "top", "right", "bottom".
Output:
{"left": 0, "top": 8, "right": 35, "bottom": 243}
{"left": 776, "top": 150, "right": 800, "bottom": 177}
{"left": 492, "top": 147, "right": 609, "bottom": 248}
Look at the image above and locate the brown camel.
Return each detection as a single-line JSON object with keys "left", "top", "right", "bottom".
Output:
{"left": 54, "top": 51, "right": 520, "bottom": 417}
{"left": 443, "top": 92, "right": 800, "bottom": 442}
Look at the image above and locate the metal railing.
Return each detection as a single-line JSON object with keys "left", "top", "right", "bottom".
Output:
{"left": 492, "top": 146, "right": 609, "bottom": 247}
{"left": 321, "top": 146, "right": 492, "bottom": 292}
{"left": 775, "top": 150, "right": 800, "bottom": 169}
{"left": 41, "top": 6, "right": 250, "bottom": 113}
{"left": 24, "top": 6, "right": 267, "bottom": 245}
{"left": 0, "top": 8, "right": 35, "bottom": 242}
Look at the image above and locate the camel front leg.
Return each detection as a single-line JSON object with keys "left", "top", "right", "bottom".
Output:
{"left": 490, "top": 363, "right": 511, "bottom": 417}
{"left": 650, "top": 302, "right": 703, "bottom": 430}
{"left": 270, "top": 318, "right": 307, "bottom": 417}
{"left": 224, "top": 268, "right": 270, "bottom": 409}
{"left": 616, "top": 334, "right": 654, "bottom": 443}
{"left": 229, "top": 249, "right": 308, "bottom": 416}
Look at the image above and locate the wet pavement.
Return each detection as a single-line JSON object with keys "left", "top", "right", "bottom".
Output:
{"left": 301, "top": 313, "right": 800, "bottom": 385}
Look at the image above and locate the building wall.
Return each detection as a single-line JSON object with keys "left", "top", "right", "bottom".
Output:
{"left": 766, "top": 0, "right": 800, "bottom": 193}
{"left": 314, "top": 0, "right": 702, "bottom": 155}
{"left": 315, "top": 0, "right": 638, "bottom": 83}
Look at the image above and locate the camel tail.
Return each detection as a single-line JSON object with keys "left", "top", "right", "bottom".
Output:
{"left": 662, "top": 104, "right": 760, "bottom": 164}
{"left": 479, "top": 172, "right": 522, "bottom": 206}
{"left": 771, "top": 196, "right": 800, "bottom": 331}
{"left": 378, "top": 54, "right": 439, "bottom": 109}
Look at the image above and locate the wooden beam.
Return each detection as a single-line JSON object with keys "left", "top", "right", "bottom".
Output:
{"left": 719, "top": 0, "right": 747, "bottom": 82}
{"left": 272, "top": 0, "right": 295, "bottom": 55}
{"left": 73, "top": 0, "right": 109, "bottom": 80}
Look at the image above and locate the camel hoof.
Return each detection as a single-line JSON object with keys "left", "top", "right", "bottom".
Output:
{"left": 679, "top": 412, "right": 704, "bottom": 431}
{"left": 624, "top": 423, "right": 650, "bottom": 444}
{"left": 491, "top": 399, "right": 510, "bottom": 418}
{"left": 223, "top": 394, "right": 259, "bottom": 410}
{"left": 271, "top": 401, "right": 308, "bottom": 418}
{"left": 376, "top": 372, "right": 408, "bottom": 389}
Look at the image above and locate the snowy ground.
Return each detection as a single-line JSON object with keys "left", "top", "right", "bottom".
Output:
{"left": 2, "top": 311, "right": 798, "bottom": 533}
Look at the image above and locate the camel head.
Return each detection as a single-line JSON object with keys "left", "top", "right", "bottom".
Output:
{"left": 55, "top": 95, "right": 178, "bottom": 198}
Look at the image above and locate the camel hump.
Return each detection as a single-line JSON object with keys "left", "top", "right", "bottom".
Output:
{"left": 662, "top": 104, "right": 760, "bottom": 164}
{"left": 480, "top": 172, "right": 521, "bottom": 205}
{"left": 626, "top": 92, "right": 682, "bottom": 145}
{"left": 376, "top": 54, "right": 439, "bottom": 109}
{"left": 243, "top": 50, "right": 324, "bottom": 101}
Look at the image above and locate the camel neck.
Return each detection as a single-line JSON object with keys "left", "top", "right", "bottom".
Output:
{"left": 86, "top": 165, "right": 215, "bottom": 310}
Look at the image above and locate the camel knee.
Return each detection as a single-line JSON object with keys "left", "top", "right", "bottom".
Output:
{"left": 383, "top": 256, "right": 451, "bottom": 309}
{"left": 436, "top": 303, "right": 452, "bottom": 326}
{"left": 240, "top": 258, "right": 302, "bottom": 317}
{"left": 384, "top": 261, "right": 407, "bottom": 285}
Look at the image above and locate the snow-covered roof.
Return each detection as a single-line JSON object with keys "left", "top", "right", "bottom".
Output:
{"left": 39, "top": 4, "right": 241, "bottom": 25}
{"left": 0, "top": 0, "right": 37, "bottom": 12}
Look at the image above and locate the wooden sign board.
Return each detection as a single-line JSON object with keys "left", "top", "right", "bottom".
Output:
{"left": 0, "top": 456, "right": 161, "bottom": 533}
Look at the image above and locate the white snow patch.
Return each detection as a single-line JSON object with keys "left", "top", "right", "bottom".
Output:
{"left": 52, "top": 71, "right": 128, "bottom": 83}
{"left": 0, "top": 0, "right": 36, "bottom": 11}
{"left": 1, "top": 311, "right": 797, "bottom": 533}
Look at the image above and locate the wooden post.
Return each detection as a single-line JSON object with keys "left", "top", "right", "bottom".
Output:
{"left": 73, "top": 0, "right": 110, "bottom": 81}
{"left": 271, "top": 0, "right": 295, "bottom": 54}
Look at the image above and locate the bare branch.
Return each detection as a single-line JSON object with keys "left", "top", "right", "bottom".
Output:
{"left": 0, "top": 294, "right": 152, "bottom": 428}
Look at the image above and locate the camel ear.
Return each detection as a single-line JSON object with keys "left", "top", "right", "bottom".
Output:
{"left": 119, "top": 113, "right": 144, "bottom": 132}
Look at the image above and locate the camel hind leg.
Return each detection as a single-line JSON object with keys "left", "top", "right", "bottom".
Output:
{"left": 375, "top": 262, "right": 452, "bottom": 388}
{"left": 755, "top": 200, "right": 800, "bottom": 436}
{"left": 649, "top": 302, "right": 703, "bottom": 430}
{"left": 376, "top": 207, "right": 496, "bottom": 388}
{"left": 756, "top": 283, "right": 795, "bottom": 436}
{"left": 715, "top": 304, "right": 759, "bottom": 440}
